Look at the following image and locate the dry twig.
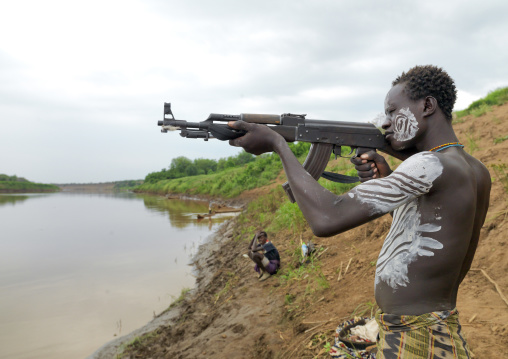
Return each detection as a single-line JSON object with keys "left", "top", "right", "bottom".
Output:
{"left": 337, "top": 261, "right": 343, "bottom": 282}
{"left": 345, "top": 257, "right": 353, "bottom": 275}
{"left": 470, "top": 268, "right": 508, "bottom": 307}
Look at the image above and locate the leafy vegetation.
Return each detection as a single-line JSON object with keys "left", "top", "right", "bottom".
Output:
{"left": 0, "top": 174, "right": 33, "bottom": 182}
{"left": 144, "top": 151, "right": 256, "bottom": 183}
{"left": 136, "top": 142, "right": 312, "bottom": 197}
{"left": 455, "top": 86, "right": 508, "bottom": 118}
{"left": 0, "top": 174, "right": 59, "bottom": 193}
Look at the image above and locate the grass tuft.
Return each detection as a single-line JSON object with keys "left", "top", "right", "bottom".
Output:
{"left": 454, "top": 87, "right": 508, "bottom": 119}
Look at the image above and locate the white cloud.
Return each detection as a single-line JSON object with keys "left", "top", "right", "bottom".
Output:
{"left": 455, "top": 90, "right": 481, "bottom": 111}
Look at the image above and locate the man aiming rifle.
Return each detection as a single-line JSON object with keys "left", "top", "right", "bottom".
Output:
{"left": 227, "top": 65, "right": 491, "bottom": 358}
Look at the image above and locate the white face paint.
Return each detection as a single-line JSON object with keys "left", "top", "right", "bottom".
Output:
{"left": 348, "top": 152, "right": 444, "bottom": 289}
{"left": 393, "top": 107, "right": 418, "bottom": 141}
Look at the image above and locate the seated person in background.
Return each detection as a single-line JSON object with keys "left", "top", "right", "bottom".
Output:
{"left": 247, "top": 231, "right": 280, "bottom": 281}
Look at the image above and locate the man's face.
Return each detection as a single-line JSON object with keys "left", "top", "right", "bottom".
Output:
{"left": 257, "top": 235, "right": 267, "bottom": 245}
{"left": 382, "top": 84, "right": 422, "bottom": 151}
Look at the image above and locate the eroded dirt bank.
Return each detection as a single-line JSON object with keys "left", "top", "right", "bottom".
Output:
{"left": 92, "top": 104, "right": 508, "bottom": 359}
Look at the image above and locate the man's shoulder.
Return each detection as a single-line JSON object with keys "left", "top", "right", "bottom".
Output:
{"left": 263, "top": 242, "right": 277, "bottom": 252}
{"left": 392, "top": 151, "right": 444, "bottom": 181}
{"left": 399, "top": 151, "right": 438, "bottom": 164}
{"left": 403, "top": 150, "right": 491, "bottom": 191}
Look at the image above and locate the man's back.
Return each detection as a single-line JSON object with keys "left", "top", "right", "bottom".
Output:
{"left": 374, "top": 148, "right": 491, "bottom": 315}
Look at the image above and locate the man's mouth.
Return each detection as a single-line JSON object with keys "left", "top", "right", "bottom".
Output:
{"left": 384, "top": 132, "right": 394, "bottom": 141}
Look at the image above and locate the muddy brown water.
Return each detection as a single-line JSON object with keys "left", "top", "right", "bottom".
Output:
{"left": 0, "top": 192, "right": 235, "bottom": 359}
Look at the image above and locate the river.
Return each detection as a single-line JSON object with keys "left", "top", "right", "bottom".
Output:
{"left": 0, "top": 192, "right": 236, "bottom": 359}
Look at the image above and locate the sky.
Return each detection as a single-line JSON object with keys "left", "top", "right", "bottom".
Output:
{"left": 1, "top": 0, "right": 507, "bottom": 184}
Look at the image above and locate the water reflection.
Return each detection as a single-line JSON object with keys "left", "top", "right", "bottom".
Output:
{"left": 0, "top": 194, "right": 33, "bottom": 206}
{"left": 141, "top": 195, "right": 236, "bottom": 229}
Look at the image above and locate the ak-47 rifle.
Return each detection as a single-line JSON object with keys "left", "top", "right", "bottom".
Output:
{"left": 158, "top": 103, "right": 407, "bottom": 202}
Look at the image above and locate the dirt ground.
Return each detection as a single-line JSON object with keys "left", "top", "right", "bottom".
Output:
{"left": 108, "top": 104, "right": 508, "bottom": 359}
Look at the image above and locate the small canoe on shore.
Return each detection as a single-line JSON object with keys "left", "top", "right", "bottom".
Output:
{"left": 165, "top": 195, "right": 180, "bottom": 199}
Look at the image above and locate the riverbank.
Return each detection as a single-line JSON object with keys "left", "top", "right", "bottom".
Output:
{"left": 88, "top": 217, "right": 242, "bottom": 358}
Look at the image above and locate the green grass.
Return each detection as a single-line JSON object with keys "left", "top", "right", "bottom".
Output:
{"left": 267, "top": 201, "right": 308, "bottom": 234}
{"left": 455, "top": 87, "right": 508, "bottom": 118}
{"left": 465, "top": 131, "right": 480, "bottom": 155}
{"left": 278, "top": 243, "right": 329, "bottom": 291}
{"left": 491, "top": 164, "right": 508, "bottom": 195}
{"left": 169, "top": 288, "right": 191, "bottom": 308}
{"left": 494, "top": 135, "right": 508, "bottom": 145}
{"left": 116, "top": 329, "right": 162, "bottom": 358}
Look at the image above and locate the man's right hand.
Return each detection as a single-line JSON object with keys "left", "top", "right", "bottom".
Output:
{"left": 350, "top": 150, "right": 392, "bottom": 182}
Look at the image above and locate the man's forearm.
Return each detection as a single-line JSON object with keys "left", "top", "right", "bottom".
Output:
{"left": 248, "top": 234, "right": 257, "bottom": 250}
{"left": 273, "top": 138, "right": 372, "bottom": 237}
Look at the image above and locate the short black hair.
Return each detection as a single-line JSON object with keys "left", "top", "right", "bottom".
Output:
{"left": 392, "top": 65, "right": 457, "bottom": 120}
{"left": 257, "top": 231, "right": 267, "bottom": 238}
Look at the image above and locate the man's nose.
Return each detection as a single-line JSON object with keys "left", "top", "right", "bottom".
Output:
{"left": 382, "top": 117, "right": 391, "bottom": 130}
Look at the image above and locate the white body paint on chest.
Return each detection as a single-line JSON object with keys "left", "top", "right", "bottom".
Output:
{"left": 348, "top": 153, "right": 444, "bottom": 289}
{"left": 375, "top": 201, "right": 442, "bottom": 289}
{"left": 393, "top": 107, "right": 418, "bottom": 141}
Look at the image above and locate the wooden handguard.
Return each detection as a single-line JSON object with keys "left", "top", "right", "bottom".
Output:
{"left": 282, "top": 143, "right": 333, "bottom": 203}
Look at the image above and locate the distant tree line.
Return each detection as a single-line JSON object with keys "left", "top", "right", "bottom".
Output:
{"left": 0, "top": 174, "right": 28, "bottom": 182}
{"left": 0, "top": 174, "right": 59, "bottom": 193}
{"left": 144, "top": 151, "right": 257, "bottom": 183}
{"left": 144, "top": 143, "right": 311, "bottom": 184}
{"left": 113, "top": 180, "right": 144, "bottom": 190}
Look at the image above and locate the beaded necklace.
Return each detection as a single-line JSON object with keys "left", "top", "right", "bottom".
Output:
{"left": 428, "top": 142, "right": 464, "bottom": 152}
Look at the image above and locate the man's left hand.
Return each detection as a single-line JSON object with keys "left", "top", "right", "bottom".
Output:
{"left": 228, "top": 121, "right": 283, "bottom": 155}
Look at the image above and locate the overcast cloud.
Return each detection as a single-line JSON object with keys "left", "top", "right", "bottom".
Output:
{"left": 1, "top": 0, "right": 507, "bottom": 183}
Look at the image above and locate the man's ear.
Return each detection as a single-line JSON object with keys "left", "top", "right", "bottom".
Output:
{"left": 422, "top": 96, "right": 437, "bottom": 117}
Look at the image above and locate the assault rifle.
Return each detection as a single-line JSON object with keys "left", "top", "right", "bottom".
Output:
{"left": 158, "top": 103, "right": 407, "bottom": 202}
